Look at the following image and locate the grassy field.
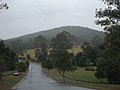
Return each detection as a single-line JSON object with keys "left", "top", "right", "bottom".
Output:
{"left": 43, "top": 68, "right": 120, "bottom": 90}
{"left": 44, "top": 68, "right": 99, "bottom": 83}
{"left": 65, "top": 68, "right": 100, "bottom": 82}
{"left": 0, "top": 74, "right": 24, "bottom": 90}
{"left": 68, "top": 45, "right": 83, "bottom": 55}
{"left": 24, "top": 49, "right": 36, "bottom": 59}
{"left": 22, "top": 45, "right": 83, "bottom": 60}
{"left": 18, "top": 49, "right": 36, "bottom": 59}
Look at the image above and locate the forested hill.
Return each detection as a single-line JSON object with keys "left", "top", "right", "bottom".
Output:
{"left": 5, "top": 26, "right": 105, "bottom": 52}
{"left": 6, "top": 26, "right": 104, "bottom": 43}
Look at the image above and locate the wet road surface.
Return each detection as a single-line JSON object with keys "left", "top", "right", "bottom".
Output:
{"left": 16, "top": 63, "right": 94, "bottom": 90}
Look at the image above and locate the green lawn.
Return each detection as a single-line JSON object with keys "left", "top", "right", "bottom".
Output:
{"left": 25, "top": 49, "right": 36, "bottom": 59}
{"left": 0, "top": 74, "right": 24, "bottom": 90}
{"left": 65, "top": 68, "right": 100, "bottom": 82}
{"left": 43, "top": 68, "right": 120, "bottom": 90}
{"left": 21, "top": 49, "right": 36, "bottom": 59}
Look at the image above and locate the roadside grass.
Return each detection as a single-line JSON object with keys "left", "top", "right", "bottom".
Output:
{"left": 43, "top": 68, "right": 120, "bottom": 90}
{"left": 0, "top": 74, "right": 24, "bottom": 90}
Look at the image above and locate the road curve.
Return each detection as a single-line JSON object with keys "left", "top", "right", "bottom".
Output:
{"left": 15, "top": 63, "right": 94, "bottom": 90}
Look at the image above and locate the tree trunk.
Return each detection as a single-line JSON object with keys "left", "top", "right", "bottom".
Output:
{"left": 0, "top": 72, "right": 2, "bottom": 80}
{"left": 47, "top": 69, "right": 50, "bottom": 76}
{"left": 63, "top": 71, "right": 65, "bottom": 83}
{"left": 101, "top": 78, "right": 103, "bottom": 84}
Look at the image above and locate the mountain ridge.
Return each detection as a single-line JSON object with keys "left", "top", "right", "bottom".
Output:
{"left": 6, "top": 26, "right": 104, "bottom": 43}
{"left": 5, "top": 25, "right": 105, "bottom": 52}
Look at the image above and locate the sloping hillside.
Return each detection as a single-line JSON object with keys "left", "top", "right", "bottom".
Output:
{"left": 6, "top": 26, "right": 104, "bottom": 43}
{"left": 5, "top": 26, "right": 105, "bottom": 52}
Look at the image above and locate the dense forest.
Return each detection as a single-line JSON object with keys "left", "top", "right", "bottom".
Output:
{"left": 0, "top": 40, "right": 16, "bottom": 79}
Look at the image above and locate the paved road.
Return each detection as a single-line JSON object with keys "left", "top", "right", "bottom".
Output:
{"left": 15, "top": 63, "right": 94, "bottom": 90}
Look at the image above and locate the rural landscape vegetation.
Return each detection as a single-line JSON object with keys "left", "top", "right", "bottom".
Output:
{"left": 0, "top": 0, "right": 120, "bottom": 90}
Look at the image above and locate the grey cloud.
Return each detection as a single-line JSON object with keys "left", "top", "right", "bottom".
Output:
{"left": 0, "top": 0, "right": 106, "bottom": 39}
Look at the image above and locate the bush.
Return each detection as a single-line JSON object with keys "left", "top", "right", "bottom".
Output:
{"left": 15, "top": 61, "right": 29, "bottom": 72}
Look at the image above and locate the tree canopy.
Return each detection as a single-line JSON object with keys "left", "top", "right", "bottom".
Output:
{"left": 95, "top": 0, "right": 120, "bottom": 84}
{"left": 50, "top": 31, "right": 77, "bottom": 82}
{"left": 0, "top": 39, "right": 16, "bottom": 79}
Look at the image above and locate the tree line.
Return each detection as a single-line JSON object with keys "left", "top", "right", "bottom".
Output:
{"left": 0, "top": 40, "right": 16, "bottom": 79}
{"left": 0, "top": 39, "right": 29, "bottom": 79}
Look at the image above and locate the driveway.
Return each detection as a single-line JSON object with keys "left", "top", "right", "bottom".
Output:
{"left": 13, "top": 63, "right": 94, "bottom": 90}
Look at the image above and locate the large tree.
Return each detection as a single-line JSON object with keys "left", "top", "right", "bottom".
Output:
{"left": 81, "top": 42, "right": 97, "bottom": 65}
{"left": 0, "top": 39, "right": 16, "bottom": 79}
{"left": 51, "top": 31, "right": 76, "bottom": 82}
{"left": 34, "top": 35, "right": 48, "bottom": 68}
{"left": 34, "top": 35, "right": 47, "bottom": 49}
{"left": 95, "top": 0, "right": 120, "bottom": 84}
{"left": 95, "top": 57, "right": 106, "bottom": 83}
{"left": 0, "top": 40, "right": 16, "bottom": 70}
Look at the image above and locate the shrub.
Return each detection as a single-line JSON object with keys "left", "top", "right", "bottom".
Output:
{"left": 15, "top": 61, "right": 29, "bottom": 72}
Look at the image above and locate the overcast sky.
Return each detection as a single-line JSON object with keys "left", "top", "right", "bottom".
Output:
{"left": 0, "top": 0, "right": 106, "bottom": 39}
